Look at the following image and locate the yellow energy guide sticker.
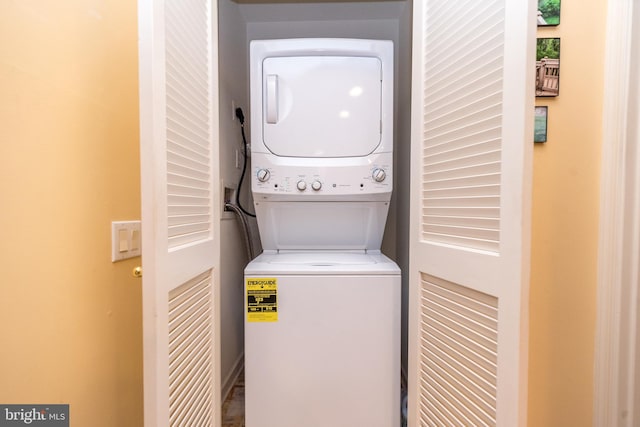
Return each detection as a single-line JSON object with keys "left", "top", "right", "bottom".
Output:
{"left": 246, "top": 277, "right": 278, "bottom": 322}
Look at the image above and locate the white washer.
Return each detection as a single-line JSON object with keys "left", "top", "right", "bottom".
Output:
{"left": 244, "top": 252, "right": 400, "bottom": 427}
{"left": 245, "top": 38, "right": 399, "bottom": 427}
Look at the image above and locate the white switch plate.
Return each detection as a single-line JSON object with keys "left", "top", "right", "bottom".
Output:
{"left": 111, "top": 221, "right": 141, "bottom": 262}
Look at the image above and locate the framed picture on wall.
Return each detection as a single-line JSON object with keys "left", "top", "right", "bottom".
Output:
{"left": 534, "top": 106, "right": 548, "bottom": 143}
{"left": 536, "top": 38, "right": 560, "bottom": 97}
{"left": 537, "top": 0, "right": 561, "bottom": 26}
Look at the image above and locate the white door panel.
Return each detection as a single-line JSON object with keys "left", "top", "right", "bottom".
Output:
{"left": 139, "top": 0, "right": 221, "bottom": 426}
{"left": 409, "top": 0, "right": 535, "bottom": 425}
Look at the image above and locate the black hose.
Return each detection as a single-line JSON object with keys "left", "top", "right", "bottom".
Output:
{"left": 235, "top": 108, "right": 256, "bottom": 218}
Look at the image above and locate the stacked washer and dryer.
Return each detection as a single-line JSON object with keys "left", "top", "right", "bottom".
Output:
{"left": 244, "top": 38, "right": 400, "bottom": 427}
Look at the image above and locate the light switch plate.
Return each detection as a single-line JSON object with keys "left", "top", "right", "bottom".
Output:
{"left": 111, "top": 221, "right": 142, "bottom": 262}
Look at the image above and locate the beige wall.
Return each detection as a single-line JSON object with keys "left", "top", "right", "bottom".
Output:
{"left": 528, "top": 0, "right": 607, "bottom": 424}
{"left": 0, "top": 2, "right": 143, "bottom": 426}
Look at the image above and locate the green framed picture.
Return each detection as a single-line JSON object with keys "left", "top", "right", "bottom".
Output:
{"left": 538, "top": 0, "right": 561, "bottom": 26}
{"left": 534, "top": 106, "right": 548, "bottom": 143}
{"left": 536, "top": 38, "right": 561, "bottom": 97}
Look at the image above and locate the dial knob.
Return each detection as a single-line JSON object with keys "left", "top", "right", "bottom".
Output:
{"left": 256, "top": 169, "right": 270, "bottom": 182}
{"left": 372, "top": 168, "right": 387, "bottom": 182}
{"left": 296, "top": 180, "right": 307, "bottom": 191}
{"left": 311, "top": 180, "right": 322, "bottom": 191}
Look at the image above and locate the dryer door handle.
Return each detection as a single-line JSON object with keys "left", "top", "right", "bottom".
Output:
{"left": 266, "top": 74, "right": 278, "bottom": 124}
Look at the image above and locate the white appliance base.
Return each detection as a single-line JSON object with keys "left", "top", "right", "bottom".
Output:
{"left": 244, "top": 252, "right": 400, "bottom": 427}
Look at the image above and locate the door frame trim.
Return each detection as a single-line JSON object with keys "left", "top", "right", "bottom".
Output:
{"left": 594, "top": 0, "right": 639, "bottom": 424}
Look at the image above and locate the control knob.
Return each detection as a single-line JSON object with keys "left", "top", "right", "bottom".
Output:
{"left": 296, "top": 180, "right": 307, "bottom": 191}
{"left": 256, "top": 169, "right": 270, "bottom": 182}
{"left": 372, "top": 168, "right": 387, "bottom": 183}
{"left": 311, "top": 180, "right": 322, "bottom": 191}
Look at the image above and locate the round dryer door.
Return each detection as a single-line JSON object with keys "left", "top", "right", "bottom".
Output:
{"left": 262, "top": 55, "right": 382, "bottom": 158}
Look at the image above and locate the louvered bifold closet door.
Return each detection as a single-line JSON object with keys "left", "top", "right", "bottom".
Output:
{"left": 138, "top": 0, "right": 221, "bottom": 426}
{"left": 408, "top": 0, "right": 535, "bottom": 426}
{"left": 166, "top": 0, "right": 213, "bottom": 250}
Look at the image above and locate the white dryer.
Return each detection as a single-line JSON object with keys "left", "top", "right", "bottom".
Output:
{"left": 244, "top": 38, "right": 400, "bottom": 427}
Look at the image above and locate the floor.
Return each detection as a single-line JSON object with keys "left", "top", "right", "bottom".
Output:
{"left": 221, "top": 370, "right": 407, "bottom": 427}
{"left": 221, "top": 371, "right": 245, "bottom": 427}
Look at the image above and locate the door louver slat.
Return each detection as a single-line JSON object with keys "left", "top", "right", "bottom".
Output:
{"left": 168, "top": 271, "right": 213, "bottom": 427}
{"left": 420, "top": 0, "right": 505, "bottom": 254}
{"left": 165, "top": 0, "right": 212, "bottom": 250}
{"left": 419, "top": 274, "right": 498, "bottom": 426}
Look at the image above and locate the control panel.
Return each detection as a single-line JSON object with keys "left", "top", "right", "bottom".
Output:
{"left": 252, "top": 163, "right": 392, "bottom": 196}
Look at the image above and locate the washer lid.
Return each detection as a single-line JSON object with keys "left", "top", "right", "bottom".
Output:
{"left": 245, "top": 252, "right": 401, "bottom": 275}
{"left": 267, "top": 252, "right": 377, "bottom": 265}
{"left": 262, "top": 55, "right": 382, "bottom": 158}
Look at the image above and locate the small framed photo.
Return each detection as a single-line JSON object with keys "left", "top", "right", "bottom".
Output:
{"left": 536, "top": 38, "right": 560, "bottom": 97}
{"left": 534, "top": 106, "right": 548, "bottom": 143}
{"left": 538, "top": 0, "right": 561, "bottom": 26}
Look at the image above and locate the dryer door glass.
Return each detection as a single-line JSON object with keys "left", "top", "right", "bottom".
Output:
{"left": 262, "top": 56, "right": 382, "bottom": 158}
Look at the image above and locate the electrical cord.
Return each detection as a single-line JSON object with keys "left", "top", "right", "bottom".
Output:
{"left": 235, "top": 108, "right": 256, "bottom": 217}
